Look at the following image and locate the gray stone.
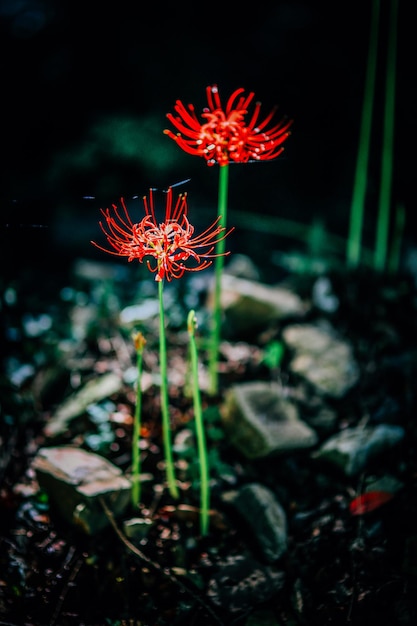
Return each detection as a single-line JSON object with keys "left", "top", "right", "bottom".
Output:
{"left": 221, "top": 381, "right": 318, "bottom": 459}
{"left": 312, "top": 424, "right": 405, "bottom": 476}
{"left": 32, "top": 446, "right": 131, "bottom": 534}
{"left": 222, "top": 483, "right": 288, "bottom": 563}
{"left": 282, "top": 322, "right": 360, "bottom": 397}
{"left": 224, "top": 253, "right": 261, "bottom": 281}
{"left": 218, "top": 274, "right": 308, "bottom": 335}
{"left": 206, "top": 552, "right": 285, "bottom": 612}
{"left": 120, "top": 300, "right": 160, "bottom": 325}
{"left": 44, "top": 372, "right": 123, "bottom": 438}
{"left": 123, "top": 517, "right": 153, "bottom": 542}
{"left": 363, "top": 474, "right": 404, "bottom": 495}
{"left": 312, "top": 276, "right": 339, "bottom": 313}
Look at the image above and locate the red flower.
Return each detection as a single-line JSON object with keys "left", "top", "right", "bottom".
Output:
{"left": 164, "top": 84, "right": 293, "bottom": 167}
{"left": 91, "top": 188, "right": 233, "bottom": 282}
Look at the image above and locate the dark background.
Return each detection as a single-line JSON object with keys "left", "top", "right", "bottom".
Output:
{"left": 1, "top": 0, "right": 415, "bottom": 279}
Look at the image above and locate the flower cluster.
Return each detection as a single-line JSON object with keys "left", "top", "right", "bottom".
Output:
{"left": 92, "top": 83, "right": 292, "bottom": 521}
{"left": 164, "top": 84, "right": 293, "bottom": 166}
{"left": 164, "top": 84, "right": 292, "bottom": 395}
{"left": 91, "top": 187, "right": 232, "bottom": 281}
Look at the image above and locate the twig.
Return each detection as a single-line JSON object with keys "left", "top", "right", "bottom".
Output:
{"left": 99, "top": 497, "right": 225, "bottom": 626}
{"left": 49, "top": 548, "right": 84, "bottom": 626}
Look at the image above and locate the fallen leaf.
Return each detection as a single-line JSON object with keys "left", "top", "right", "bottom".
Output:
{"left": 349, "top": 490, "right": 395, "bottom": 516}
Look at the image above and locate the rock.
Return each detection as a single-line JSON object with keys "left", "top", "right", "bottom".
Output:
{"left": 123, "top": 517, "right": 153, "bottom": 543}
{"left": 32, "top": 446, "right": 131, "bottom": 534}
{"left": 282, "top": 321, "right": 360, "bottom": 397}
{"left": 221, "top": 381, "right": 318, "bottom": 459}
{"left": 44, "top": 372, "right": 123, "bottom": 438}
{"left": 206, "top": 553, "right": 285, "bottom": 613}
{"left": 218, "top": 274, "right": 308, "bottom": 336}
{"left": 312, "top": 275, "right": 339, "bottom": 313}
{"left": 312, "top": 424, "right": 405, "bottom": 476}
{"left": 119, "top": 300, "right": 160, "bottom": 326}
{"left": 363, "top": 474, "right": 404, "bottom": 495}
{"left": 224, "top": 253, "right": 261, "bottom": 281}
{"left": 72, "top": 257, "right": 130, "bottom": 282}
{"left": 222, "top": 483, "right": 288, "bottom": 563}
{"left": 69, "top": 300, "right": 101, "bottom": 342}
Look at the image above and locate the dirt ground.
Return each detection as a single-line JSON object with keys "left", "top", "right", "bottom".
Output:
{"left": 1, "top": 260, "right": 417, "bottom": 625}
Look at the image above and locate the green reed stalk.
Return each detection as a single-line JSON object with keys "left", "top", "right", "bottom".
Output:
{"left": 208, "top": 164, "right": 229, "bottom": 396}
{"left": 131, "top": 332, "right": 146, "bottom": 508}
{"left": 346, "top": 0, "right": 380, "bottom": 268}
{"left": 158, "top": 279, "right": 179, "bottom": 499}
{"left": 188, "top": 310, "right": 210, "bottom": 536}
{"left": 374, "top": 0, "right": 398, "bottom": 272}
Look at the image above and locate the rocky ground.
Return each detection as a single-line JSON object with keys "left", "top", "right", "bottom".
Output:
{"left": 1, "top": 254, "right": 417, "bottom": 625}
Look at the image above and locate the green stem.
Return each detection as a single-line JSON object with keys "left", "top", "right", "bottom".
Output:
{"left": 158, "top": 279, "right": 179, "bottom": 499}
{"left": 346, "top": 0, "right": 379, "bottom": 268}
{"left": 208, "top": 164, "right": 229, "bottom": 396}
{"left": 187, "top": 310, "right": 210, "bottom": 536}
{"left": 374, "top": 0, "right": 398, "bottom": 272}
{"left": 131, "top": 334, "right": 145, "bottom": 509}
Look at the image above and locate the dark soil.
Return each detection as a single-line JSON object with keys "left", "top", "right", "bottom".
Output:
{"left": 1, "top": 259, "right": 417, "bottom": 626}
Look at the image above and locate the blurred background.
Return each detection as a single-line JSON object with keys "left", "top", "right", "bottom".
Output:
{"left": 0, "top": 0, "right": 415, "bottom": 282}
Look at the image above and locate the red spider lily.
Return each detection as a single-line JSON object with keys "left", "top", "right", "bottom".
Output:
{"left": 164, "top": 84, "right": 293, "bottom": 166}
{"left": 91, "top": 188, "right": 233, "bottom": 281}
